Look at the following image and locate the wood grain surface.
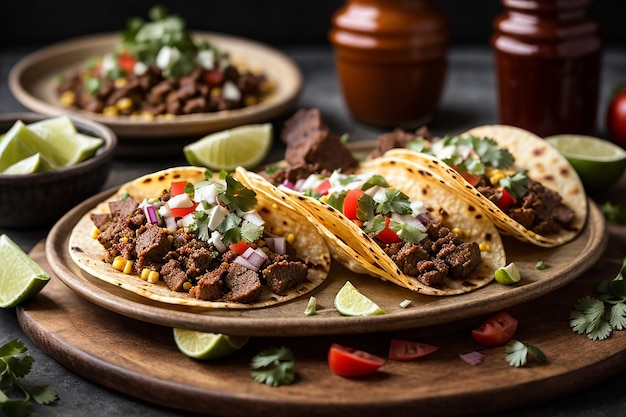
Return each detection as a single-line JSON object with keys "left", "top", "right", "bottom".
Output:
{"left": 17, "top": 219, "right": 626, "bottom": 417}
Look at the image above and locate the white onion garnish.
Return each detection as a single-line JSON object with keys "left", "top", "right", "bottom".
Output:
{"left": 233, "top": 256, "right": 259, "bottom": 271}
{"left": 163, "top": 216, "right": 178, "bottom": 232}
{"left": 168, "top": 193, "right": 194, "bottom": 209}
{"left": 209, "top": 231, "right": 227, "bottom": 253}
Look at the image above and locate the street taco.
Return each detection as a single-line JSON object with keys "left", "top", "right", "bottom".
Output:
{"left": 68, "top": 166, "right": 331, "bottom": 309}
{"left": 382, "top": 124, "right": 587, "bottom": 247}
{"left": 238, "top": 159, "right": 506, "bottom": 296}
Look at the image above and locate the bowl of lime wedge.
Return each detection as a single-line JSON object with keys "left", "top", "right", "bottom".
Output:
{"left": 0, "top": 112, "right": 117, "bottom": 228}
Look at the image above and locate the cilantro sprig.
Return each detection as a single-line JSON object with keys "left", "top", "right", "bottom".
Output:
{"left": 250, "top": 346, "right": 295, "bottom": 387}
{"left": 505, "top": 340, "right": 547, "bottom": 367}
{"left": 570, "top": 257, "right": 626, "bottom": 340}
{"left": 0, "top": 339, "right": 58, "bottom": 416}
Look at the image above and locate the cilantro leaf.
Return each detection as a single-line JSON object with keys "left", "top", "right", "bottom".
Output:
{"left": 390, "top": 221, "right": 427, "bottom": 243}
{"left": 499, "top": 171, "right": 529, "bottom": 200}
{"left": 219, "top": 175, "right": 257, "bottom": 213}
{"left": 362, "top": 174, "right": 389, "bottom": 190}
{"left": 356, "top": 193, "right": 375, "bottom": 221}
{"left": 362, "top": 215, "right": 386, "bottom": 237}
{"left": 189, "top": 211, "right": 211, "bottom": 241}
{"left": 504, "top": 340, "right": 547, "bottom": 367}
{"left": 240, "top": 220, "right": 264, "bottom": 243}
{"left": 250, "top": 346, "right": 295, "bottom": 387}
{"left": 602, "top": 201, "right": 626, "bottom": 225}
{"left": 569, "top": 296, "right": 611, "bottom": 340}
{"left": 472, "top": 136, "right": 515, "bottom": 169}
{"left": 376, "top": 189, "right": 412, "bottom": 215}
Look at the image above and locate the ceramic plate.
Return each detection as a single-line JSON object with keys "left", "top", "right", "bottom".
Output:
{"left": 44, "top": 171, "right": 607, "bottom": 337}
{"left": 9, "top": 32, "right": 302, "bottom": 139}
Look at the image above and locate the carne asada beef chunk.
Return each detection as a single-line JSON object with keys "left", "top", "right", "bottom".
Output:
{"left": 135, "top": 224, "right": 171, "bottom": 262}
{"left": 272, "top": 108, "right": 359, "bottom": 184}
{"left": 477, "top": 177, "right": 575, "bottom": 235}
{"left": 369, "top": 126, "right": 432, "bottom": 159}
{"left": 262, "top": 257, "right": 308, "bottom": 295}
{"left": 160, "top": 259, "right": 189, "bottom": 292}
{"left": 191, "top": 264, "right": 227, "bottom": 301}
{"left": 223, "top": 263, "right": 263, "bottom": 303}
{"left": 382, "top": 221, "right": 481, "bottom": 287}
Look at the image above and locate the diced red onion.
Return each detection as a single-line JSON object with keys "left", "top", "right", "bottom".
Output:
{"left": 143, "top": 205, "right": 158, "bottom": 224}
{"left": 163, "top": 216, "right": 178, "bottom": 232}
{"left": 459, "top": 351, "right": 485, "bottom": 366}
{"left": 273, "top": 237, "right": 287, "bottom": 255}
{"left": 239, "top": 247, "right": 268, "bottom": 271}
{"left": 281, "top": 179, "right": 295, "bottom": 190}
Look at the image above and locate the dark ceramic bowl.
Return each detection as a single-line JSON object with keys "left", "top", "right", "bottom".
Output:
{"left": 0, "top": 112, "right": 117, "bottom": 229}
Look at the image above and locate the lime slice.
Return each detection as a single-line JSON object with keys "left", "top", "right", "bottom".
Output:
{"left": 495, "top": 262, "right": 521, "bottom": 285}
{"left": 173, "top": 329, "right": 249, "bottom": 360}
{"left": 334, "top": 281, "right": 386, "bottom": 316}
{"left": 28, "top": 115, "right": 77, "bottom": 136}
{"left": 0, "top": 121, "right": 47, "bottom": 171}
{"left": 2, "top": 153, "right": 52, "bottom": 174}
{"left": 0, "top": 234, "right": 51, "bottom": 309}
{"left": 183, "top": 123, "right": 273, "bottom": 171}
{"left": 546, "top": 134, "right": 626, "bottom": 193}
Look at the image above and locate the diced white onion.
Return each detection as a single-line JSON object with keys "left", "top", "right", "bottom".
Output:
{"left": 101, "top": 53, "right": 116, "bottom": 75}
{"left": 156, "top": 46, "right": 181, "bottom": 70}
{"left": 207, "top": 205, "right": 230, "bottom": 231}
{"left": 158, "top": 205, "right": 172, "bottom": 218}
{"left": 163, "top": 216, "right": 178, "bottom": 232}
{"left": 194, "top": 183, "right": 221, "bottom": 204}
{"left": 222, "top": 81, "right": 241, "bottom": 101}
{"left": 196, "top": 49, "right": 215, "bottom": 70}
{"left": 210, "top": 231, "right": 227, "bottom": 252}
{"left": 181, "top": 213, "right": 195, "bottom": 227}
{"left": 265, "top": 237, "right": 286, "bottom": 255}
{"left": 168, "top": 193, "right": 194, "bottom": 209}
{"left": 242, "top": 211, "right": 265, "bottom": 227}
{"left": 133, "top": 61, "right": 148, "bottom": 76}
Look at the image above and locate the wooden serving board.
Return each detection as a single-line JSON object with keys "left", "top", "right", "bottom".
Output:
{"left": 17, "top": 223, "right": 626, "bottom": 417}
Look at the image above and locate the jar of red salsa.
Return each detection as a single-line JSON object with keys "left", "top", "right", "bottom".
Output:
{"left": 492, "top": 0, "right": 603, "bottom": 137}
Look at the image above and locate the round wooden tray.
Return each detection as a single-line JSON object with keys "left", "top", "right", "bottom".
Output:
{"left": 18, "top": 225, "right": 626, "bottom": 417}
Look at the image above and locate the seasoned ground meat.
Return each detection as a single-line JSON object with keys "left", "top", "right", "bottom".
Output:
{"left": 369, "top": 126, "right": 432, "bottom": 159}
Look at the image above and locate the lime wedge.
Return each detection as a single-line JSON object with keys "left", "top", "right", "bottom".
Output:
{"left": 173, "top": 329, "right": 249, "bottom": 360}
{"left": 28, "top": 118, "right": 103, "bottom": 166}
{"left": 183, "top": 123, "right": 273, "bottom": 171}
{"left": 0, "top": 234, "right": 51, "bottom": 309}
{"left": 2, "top": 153, "right": 52, "bottom": 174}
{"left": 28, "top": 115, "right": 77, "bottom": 136}
{"left": 546, "top": 134, "right": 626, "bottom": 193}
{"left": 495, "top": 262, "right": 521, "bottom": 285}
{"left": 0, "top": 121, "right": 48, "bottom": 171}
{"left": 334, "top": 281, "right": 386, "bottom": 316}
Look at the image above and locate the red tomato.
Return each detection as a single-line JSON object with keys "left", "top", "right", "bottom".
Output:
{"left": 328, "top": 343, "right": 385, "bottom": 377}
{"left": 471, "top": 311, "right": 518, "bottom": 347}
{"left": 342, "top": 189, "right": 365, "bottom": 220}
{"left": 388, "top": 339, "right": 439, "bottom": 361}
{"left": 170, "top": 181, "right": 188, "bottom": 196}
{"left": 204, "top": 69, "right": 224, "bottom": 87}
{"left": 459, "top": 171, "right": 481, "bottom": 187}
{"left": 229, "top": 240, "right": 251, "bottom": 255}
{"left": 117, "top": 52, "right": 137, "bottom": 74}
{"left": 376, "top": 216, "right": 402, "bottom": 244}
{"left": 497, "top": 188, "right": 517, "bottom": 213}
{"left": 606, "top": 88, "right": 626, "bottom": 148}
{"left": 170, "top": 203, "right": 198, "bottom": 218}
{"left": 313, "top": 179, "right": 331, "bottom": 196}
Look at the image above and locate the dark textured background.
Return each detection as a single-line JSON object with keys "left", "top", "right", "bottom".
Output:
{"left": 1, "top": 0, "right": 623, "bottom": 48}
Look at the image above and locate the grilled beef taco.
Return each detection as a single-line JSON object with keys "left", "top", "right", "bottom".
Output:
{"left": 237, "top": 158, "right": 506, "bottom": 296}
{"left": 382, "top": 124, "right": 587, "bottom": 247}
{"left": 68, "top": 166, "right": 331, "bottom": 309}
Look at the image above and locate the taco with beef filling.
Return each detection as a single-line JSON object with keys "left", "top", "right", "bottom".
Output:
{"left": 68, "top": 166, "right": 331, "bottom": 309}
{"left": 236, "top": 158, "right": 506, "bottom": 296}
{"left": 381, "top": 124, "right": 587, "bottom": 247}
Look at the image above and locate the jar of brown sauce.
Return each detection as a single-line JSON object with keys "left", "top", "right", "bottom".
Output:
{"left": 329, "top": 0, "right": 449, "bottom": 128}
{"left": 492, "top": 0, "right": 603, "bottom": 137}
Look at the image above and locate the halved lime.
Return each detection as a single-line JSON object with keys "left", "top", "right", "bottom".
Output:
{"left": 334, "top": 281, "right": 386, "bottom": 316}
{"left": 183, "top": 123, "right": 273, "bottom": 171}
{"left": 0, "top": 234, "right": 51, "bottom": 309}
{"left": 495, "top": 262, "right": 521, "bottom": 285}
{"left": 546, "top": 134, "right": 626, "bottom": 193}
{"left": 173, "top": 329, "right": 249, "bottom": 360}
{"left": 3, "top": 153, "right": 52, "bottom": 174}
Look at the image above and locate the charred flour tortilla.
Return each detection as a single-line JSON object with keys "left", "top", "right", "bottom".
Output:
{"left": 239, "top": 160, "right": 506, "bottom": 296}
{"left": 384, "top": 125, "right": 587, "bottom": 247}
{"left": 69, "top": 167, "right": 331, "bottom": 309}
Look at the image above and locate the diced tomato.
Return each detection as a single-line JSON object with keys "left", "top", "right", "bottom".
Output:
{"left": 497, "top": 188, "right": 517, "bottom": 212}
{"left": 375, "top": 216, "right": 402, "bottom": 244}
{"left": 328, "top": 343, "right": 385, "bottom": 377}
{"left": 203, "top": 69, "right": 224, "bottom": 87}
{"left": 229, "top": 240, "right": 251, "bottom": 255}
{"left": 170, "top": 203, "right": 198, "bottom": 218}
{"left": 170, "top": 181, "right": 188, "bottom": 196}
{"left": 118, "top": 52, "right": 137, "bottom": 74}
{"left": 459, "top": 171, "right": 481, "bottom": 187}
{"left": 471, "top": 311, "right": 518, "bottom": 347}
{"left": 388, "top": 339, "right": 439, "bottom": 361}
{"left": 313, "top": 179, "right": 331, "bottom": 196}
{"left": 343, "top": 189, "right": 365, "bottom": 220}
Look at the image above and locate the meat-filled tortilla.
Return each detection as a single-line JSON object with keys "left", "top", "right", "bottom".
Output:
{"left": 68, "top": 167, "right": 331, "bottom": 309}
{"left": 383, "top": 124, "right": 587, "bottom": 247}
{"left": 237, "top": 159, "right": 506, "bottom": 296}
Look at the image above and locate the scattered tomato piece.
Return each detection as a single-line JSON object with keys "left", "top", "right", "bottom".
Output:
{"left": 328, "top": 343, "right": 385, "bottom": 377}
{"left": 388, "top": 339, "right": 438, "bottom": 361}
{"left": 229, "top": 240, "right": 251, "bottom": 255}
{"left": 471, "top": 311, "right": 518, "bottom": 347}
{"left": 376, "top": 216, "right": 402, "bottom": 244}
{"left": 497, "top": 188, "right": 517, "bottom": 212}
{"left": 342, "top": 189, "right": 365, "bottom": 220}
{"left": 170, "top": 181, "right": 188, "bottom": 196}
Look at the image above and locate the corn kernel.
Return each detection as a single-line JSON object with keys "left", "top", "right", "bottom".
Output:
{"left": 167, "top": 235, "right": 174, "bottom": 243}
{"left": 183, "top": 281, "right": 192, "bottom": 291}
{"left": 451, "top": 227, "right": 464, "bottom": 238}
{"left": 260, "top": 80, "right": 275, "bottom": 95}
{"left": 123, "top": 260, "right": 134, "bottom": 274}
{"left": 319, "top": 195, "right": 329, "bottom": 203}
{"left": 257, "top": 240, "right": 266, "bottom": 248}
{"left": 91, "top": 227, "right": 101, "bottom": 239}
{"left": 112, "top": 256, "right": 127, "bottom": 271}
{"left": 273, "top": 226, "right": 284, "bottom": 236}
{"left": 114, "top": 78, "right": 128, "bottom": 88}
{"left": 59, "top": 90, "right": 75, "bottom": 106}
{"left": 116, "top": 97, "right": 133, "bottom": 111}
{"left": 221, "top": 262, "right": 229, "bottom": 268}
{"left": 102, "top": 106, "right": 119, "bottom": 116}
{"left": 140, "top": 111, "right": 155, "bottom": 121}
{"left": 479, "top": 242, "right": 491, "bottom": 252}
{"left": 211, "top": 88, "right": 222, "bottom": 97}
{"left": 244, "top": 95, "right": 258, "bottom": 107}
{"left": 146, "top": 271, "right": 160, "bottom": 284}
{"left": 119, "top": 237, "right": 128, "bottom": 243}
{"left": 489, "top": 169, "right": 506, "bottom": 186}
{"left": 284, "top": 232, "right": 295, "bottom": 244}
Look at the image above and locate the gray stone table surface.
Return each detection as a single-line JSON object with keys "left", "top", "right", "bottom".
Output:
{"left": 1, "top": 44, "right": 626, "bottom": 416}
